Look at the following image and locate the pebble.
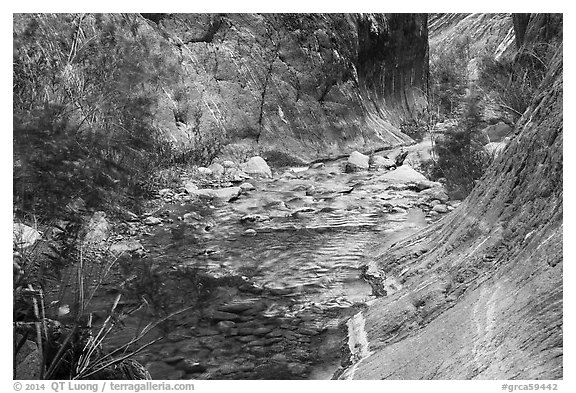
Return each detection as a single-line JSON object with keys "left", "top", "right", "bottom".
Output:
{"left": 432, "top": 204, "right": 449, "bottom": 213}
{"left": 217, "top": 320, "right": 236, "bottom": 333}
{"left": 253, "top": 327, "right": 272, "bottom": 336}
{"left": 243, "top": 229, "right": 257, "bottom": 236}
{"left": 164, "top": 356, "right": 185, "bottom": 365}
{"left": 237, "top": 335, "right": 257, "bottom": 343}
{"left": 178, "top": 360, "right": 207, "bottom": 374}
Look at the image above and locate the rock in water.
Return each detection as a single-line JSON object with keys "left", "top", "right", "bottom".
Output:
{"left": 346, "top": 151, "right": 370, "bottom": 172}
{"left": 380, "top": 165, "right": 427, "bottom": 182}
{"left": 241, "top": 156, "right": 272, "bottom": 178}
{"left": 211, "top": 187, "right": 241, "bottom": 202}
{"left": 188, "top": 187, "right": 241, "bottom": 202}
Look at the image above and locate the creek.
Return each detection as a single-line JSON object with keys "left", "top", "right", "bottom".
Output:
{"left": 100, "top": 153, "right": 446, "bottom": 380}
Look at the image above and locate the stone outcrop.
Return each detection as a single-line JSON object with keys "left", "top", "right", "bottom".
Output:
{"left": 346, "top": 22, "right": 563, "bottom": 379}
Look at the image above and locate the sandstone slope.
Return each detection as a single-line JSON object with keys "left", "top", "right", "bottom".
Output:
{"left": 346, "top": 31, "right": 562, "bottom": 380}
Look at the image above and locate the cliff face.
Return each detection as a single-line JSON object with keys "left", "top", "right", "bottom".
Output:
{"left": 429, "top": 13, "right": 516, "bottom": 61}
{"left": 139, "top": 13, "right": 427, "bottom": 162}
{"left": 348, "top": 15, "right": 562, "bottom": 380}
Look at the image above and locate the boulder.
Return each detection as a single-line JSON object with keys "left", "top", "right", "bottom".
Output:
{"left": 239, "top": 182, "right": 255, "bottom": 192}
{"left": 380, "top": 165, "right": 427, "bottom": 182}
{"left": 110, "top": 240, "right": 144, "bottom": 255}
{"left": 208, "top": 163, "right": 225, "bottom": 177}
{"left": 189, "top": 187, "right": 241, "bottom": 202}
{"left": 13, "top": 223, "right": 41, "bottom": 249}
{"left": 184, "top": 181, "right": 199, "bottom": 194}
{"left": 84, "top": 211, "right": 111, "bottom": 244}
{"left": 371, "top": 155, "right": 395, "bottom": 169}
{"left": 419, "top": 187, "right": 450, "bottom": 203}
{"left": 197, "top": 167, "right": 213, "bottom": 176}
{"left": 228, "top": 168, "right": 252, "bottom": 182}
{"left": 222, "top": 160, "right": 236, "bottom": 168}
{"left": 408, "top": 179, "right": 443, "bottom": 191}
{"left": 144, "top": 216, "right": 162, "bottom": 226}
{"left": 211, "top": 187, "right": 241, "bottom": 201}
{"left": 346, "top": 151, "right": 370, "bottom": 172}
{"left": 432, "top": 204, "right": 449, "bottom": 213}
{"left": 240, "top": 156, "right": 272, "bottom": 178}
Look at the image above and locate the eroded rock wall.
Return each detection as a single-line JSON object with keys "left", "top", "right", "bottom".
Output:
{"left": 144, "top": 13, "right": 427, "bottom": 162}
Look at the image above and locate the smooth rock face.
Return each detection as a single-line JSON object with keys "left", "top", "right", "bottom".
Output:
{"left": 13, "top": 223, "right": 41, "bottom": 249}
{"left": 346, "top": 151, "right": 370, "bottom": 172}
{"left": 241, "top": 156, "right": 272, "bottom": 178}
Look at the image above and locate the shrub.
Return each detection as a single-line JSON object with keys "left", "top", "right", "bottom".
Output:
{"left": 12, "top": 13, "right": 211, "bottom": 219}
{"left": 477, "top": 42, "right": 558, "bottom": 123}
{"left": 429, "top": 35, "right": 471, "bottom": 117}
{"left": 429, "top": 94, "right": 490, "bottom": 199}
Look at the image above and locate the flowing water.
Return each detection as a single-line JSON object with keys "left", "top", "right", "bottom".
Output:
{"left": 101, "top": 157, "right": 434, "bottom": 379}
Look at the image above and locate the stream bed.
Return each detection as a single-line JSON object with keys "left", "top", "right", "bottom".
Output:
{"left": 100, "top": 155, "right": 448, "bottom": 379}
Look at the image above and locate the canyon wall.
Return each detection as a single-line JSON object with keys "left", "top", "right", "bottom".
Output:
{"left": 141, "top": 13, "right": 429, "bottom": 162}
{"left": 348, "top": 14, "right": 563, "bottom": 380}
